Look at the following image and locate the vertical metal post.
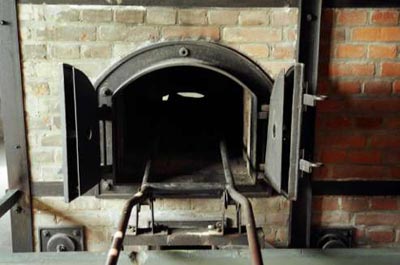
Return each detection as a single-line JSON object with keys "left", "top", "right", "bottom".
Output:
{"left": 0, "top": 0, "right": 34, "bottom": 252}
{"left": 290, "top": 0, "right": 322, "bottom": 248}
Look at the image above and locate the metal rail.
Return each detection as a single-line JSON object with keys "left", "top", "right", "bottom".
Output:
{"left": 107, "top": 142, "right": 264, "bottom": 265}
{"left": 105, "top": 160, "right": 152, "bottom": 265}
{"left": 0, "top": 189, "right": 21, "bottom": 219}
{"left": 219, "top": 141, "right": 264, "bottom": 265}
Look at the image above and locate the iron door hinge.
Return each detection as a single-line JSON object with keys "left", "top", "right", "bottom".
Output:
{"left": 303, "top": 94, "right": 327, "bottom": 107}
{"left": 258, "top": 104, "right": 269, "bottom": 120}
{"left": 299, "top": 159, "right": 323, "bottom": 174}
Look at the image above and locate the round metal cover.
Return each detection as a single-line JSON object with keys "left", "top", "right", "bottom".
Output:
{"left": 47, "top": 233, "right": 76, "bottom": 252}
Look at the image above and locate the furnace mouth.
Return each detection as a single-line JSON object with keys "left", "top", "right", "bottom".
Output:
{"left": 94, "top": 41, "right": 273, "bottom": 187}
{"left": 114, "top": 64, "right": 248, "bottom": 184}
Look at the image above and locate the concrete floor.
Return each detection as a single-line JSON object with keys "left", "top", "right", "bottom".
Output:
{"left": 0, "top": 249, "right": 399, "bottom": 265}
{"left": 0, "top": 141, "right": 12, "bottom": 253}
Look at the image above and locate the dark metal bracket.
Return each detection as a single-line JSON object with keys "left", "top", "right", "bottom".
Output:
{"left": 0, "top": 0, "right": 34, "bottom": 252}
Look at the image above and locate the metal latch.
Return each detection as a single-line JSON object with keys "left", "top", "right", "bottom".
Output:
{"left": 303, "top": 94, "right": 327, "bottom": 107}
{"left": 258, "top": 104, "right": 269, "bottom": 120}
{"left": 299, "top": 159, "right": 323, "bottom": 174}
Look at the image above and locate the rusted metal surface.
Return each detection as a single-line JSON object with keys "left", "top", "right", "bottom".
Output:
{"left": 125, "top": 228, "right": 265, "bottom": 248}
{"left": 219, "top": 141, "right": 263, "bottom": 265}
{"left": 105, "top": 188, "right": 150, "bottom": 265}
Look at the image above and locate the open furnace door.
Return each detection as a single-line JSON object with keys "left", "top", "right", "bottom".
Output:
{"left": 264, "top": 64, "right": 304, "bottom": 200}
{"left": 60, "top": 64, "right": 101, "bottom": 202}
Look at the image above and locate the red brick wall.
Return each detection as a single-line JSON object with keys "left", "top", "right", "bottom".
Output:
{"left": 313, "top": 8, "right": 400, "bottom": 247}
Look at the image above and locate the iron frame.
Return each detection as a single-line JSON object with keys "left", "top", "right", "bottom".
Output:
{"left": 0, "top": 0, "right": 34, "bottom": 252}
{"left": 18, "top": 0, "right": 300, "bottom": 7}
{"left": 289, "top": 0, "right": 322, "bottom": 248}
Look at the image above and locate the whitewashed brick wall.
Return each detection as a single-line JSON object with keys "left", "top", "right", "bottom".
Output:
{"left": 19, "top": 4, "right": 298, "bottom": 251}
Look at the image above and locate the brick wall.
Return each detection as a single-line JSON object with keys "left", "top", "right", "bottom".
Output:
{"left": 19, "top": 4, "right": 400, "bottom": 251}
{"left": 18, "top": 4, "right": 297, "bottom": 251}
{"left": 313, "top": 8, "right": 400, "bottom": 247}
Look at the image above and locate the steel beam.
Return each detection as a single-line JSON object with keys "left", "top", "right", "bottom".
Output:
{"left": 124, "top": 228, "right": 266, "bottom": 247}
{"left": 324, "top": 0, "right": 400, "bottom": 8}
{"left": 18, "top": 0, "right": 300, "bottom": 7}
{"left": 31, "top": 180, "right": 272, "bottom": 198}
{"left": 313, "top": 181, "right": 400, "bottom": 196}
{"left": 0, "top": 0, "right": 34, "bottom": 252}
{"left": 290, "top": 0, "right": 322, "bottom": 248}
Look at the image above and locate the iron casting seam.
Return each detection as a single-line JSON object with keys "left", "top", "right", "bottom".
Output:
{"left": 220, "top": 141, "right": 264, "bottom": 265}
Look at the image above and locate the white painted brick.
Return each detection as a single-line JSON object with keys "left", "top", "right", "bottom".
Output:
{"left": 40, "top": 165, "right": 63, "bottom": 181}
{"left": 29, "top": 150, "right": 55, "bottom": 164}
{"left": 22, "top": 44, "right": 47, "bottom": 60}
{"left": 41, "top": 132, "right": 62, "bottom": 146}
{"left": 81, "top": 44, "right": 112, "bottom": 59}
{"left": 56, "top": 211, "right": 114, "bottom": 227}
{"left": 114, "top": 7, "right": 145, "bottom": 24}
{"left": 147, "top": 8, "right": 176, "bottom": 25}
{"left": 208, "top": 9, "right": 239, "bottom": 25}
{"left": 112, "top": 43, "right": 141, "bottom": 58}
{"left": 178, "top": 9, "right": 208, "bottom": 25}
{"left": 44, "top": 6, "right": 79, "bottom": 22}
{"left": 81, "top": 8, "right": 113, "bottom": 22}
{"left": 239, "top": 10, "right": 269, "bottom": 26}
{"left": 98, "top": 25, "right": 129, "bottom": 41}
{"left": 68, "top": 197, "right": 102, "bottom": 211}
{"left": 49, "top": 44, "right": 80, "bottom": 59}
{"left": 126, "top": 26, "right": 160, "bottom": 42}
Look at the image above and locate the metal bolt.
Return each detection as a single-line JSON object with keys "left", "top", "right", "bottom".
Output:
{"left": 102, "top": 180, "right": 113, "bottom": 191}
{"left": 56, "top": 244, "right": 67, "bottom": 252}
{"left": 179, "top": 47, "right": 189, "bottom": 57}
{"left": 306, "top": 14, "right": 313, "bottom": 22}
{"left": 105, "top": 182, "right": 112, "bottom": 191}
{"left": 14, "top": 205, "right": 22, "bottom": 214}
{"left": 72, "top": 230, "right": 80, "bottom": 237}
{"left": 15, "top": 145, "right": 21, "bottom": 149}
{"left": 101, "top": 87, "right": 113, "bottom": 97}
{"left": 0, "top": 20, "right": 6, "bottom": 25}
{"left": 42, "top": 230, "right": 50, "bottom": 237}
{"left": 207, "top": 224, "right": 216, "bottom": 230}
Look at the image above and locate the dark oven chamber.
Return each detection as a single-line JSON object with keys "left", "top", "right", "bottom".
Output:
{"left": 60, "top": 41, "right": 305, "bottom": 202}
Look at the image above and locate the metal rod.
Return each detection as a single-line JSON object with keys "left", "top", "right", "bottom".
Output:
{"left": 105, "top": 188, "right": 148, "bottom": 265}
{"left": 219, "top": 141, "right": 264, "bottom": 265}
{"left": 0, "top": 189, "right": 21, "bottom": 219}
{"left": 102, "top": 120, "right": 107, "bottom": 166}
{"left": 105, "top": 159, "right": 153, "bottom": 265}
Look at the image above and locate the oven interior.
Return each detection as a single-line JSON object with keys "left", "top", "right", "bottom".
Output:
{"left": 112, "top": 65, "right": 256, "bottom": 185}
